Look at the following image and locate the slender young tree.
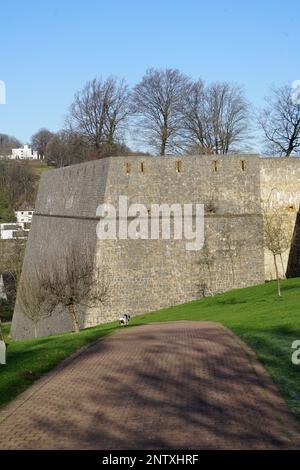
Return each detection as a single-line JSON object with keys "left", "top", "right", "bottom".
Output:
{"left": 262, "top": 205, "right": 290, "bottom": 296}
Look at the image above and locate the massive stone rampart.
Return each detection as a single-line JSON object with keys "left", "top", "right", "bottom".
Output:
{"left": 11, "top": 155, "right": 300, "bottom": 339}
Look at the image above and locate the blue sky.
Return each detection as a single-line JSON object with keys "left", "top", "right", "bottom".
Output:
{"left": 0, "top": 0, "right": 299, "bottom": 148}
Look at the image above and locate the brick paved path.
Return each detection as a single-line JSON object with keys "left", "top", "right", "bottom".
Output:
{"left": 0, "top": 321, "right": 300, "bottom": 449}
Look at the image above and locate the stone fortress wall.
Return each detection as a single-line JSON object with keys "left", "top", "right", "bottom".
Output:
{"left": 11, "top": 155, "right": 300, "bottom": 340}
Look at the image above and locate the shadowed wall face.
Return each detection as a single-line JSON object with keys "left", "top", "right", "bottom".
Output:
{"left": 260, "top": 159, "right": 300, "bottom": 280}
{"left": 287, "top": 211, "right": 300, "bottom": 278}
{"left": 11, "top": 155, "right": 290, "bottom": 340}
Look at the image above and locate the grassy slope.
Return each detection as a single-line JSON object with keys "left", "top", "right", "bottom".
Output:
{"left": 1, "top": 278, "right": 300, "bottom": 422}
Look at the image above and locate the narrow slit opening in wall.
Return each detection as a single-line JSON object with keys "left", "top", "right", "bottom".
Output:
{"left": 241, "top": 160, "right": 246, "bottom": 171}
{"left": 125, "top": 162, "right": 131, "bottom": 175}
{"left": 213, "top": 160, "right": 218, "bottom": 172}
{"left": 140, "top": 162, "right": 145, "bottom": 174}
{"left": 176, "top": 160, "right": 182, "bottom": 173}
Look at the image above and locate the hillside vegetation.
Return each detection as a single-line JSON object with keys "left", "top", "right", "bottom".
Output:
{"left": 0, "top": 161, "right": 50, "bottom": 320}
{"left": 0, "top": 160, "right": 50, "bottom": 221}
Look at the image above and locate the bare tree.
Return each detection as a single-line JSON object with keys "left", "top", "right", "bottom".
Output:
{"left": 131, "top": 68, "right": 191, "bottom": 155}
{"left": 37, "top": 245, "right": 109, "bottom": 333}
{"left": 205, "top": 82, "right": 250, "bottom": 154}
{"left": 45, "top": 133, "right": 68, "bottom": 167}
{"left": 0, "top": 134, "right": 22, "bottom": 157}
{"left": 104, "top": 79, "right": 130, "bottom": 145}
{"left": 258, "top": 84, "right": 300, "bottom": 156}
{"left": 45, "top": 131, "right": 89, "bottom": 167}
{"left": 67, "top": 77, "right": 130, "bottom": 152}
{"left": 262, "top": 205, "right": 290, "bottom": 296}
{"left": 18, "top": 270, "right": 54, "bottom": 338}
{"left": 181, "top": 79, "right": 213, "bottom": 154}
{"left": 31, "top": 128, "right": 54, "bottom": 160}
{"left": 45, "top": 131, "right": 136, "bottom": 167}
{"left": 182, "top": 81, "right": 249, "bottom": 154}
{"left": 0, "top": 161, "right": 36, "bottom": 209}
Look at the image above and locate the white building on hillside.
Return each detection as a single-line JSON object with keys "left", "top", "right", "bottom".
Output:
{"left": 0, "top": 206, "right": 34, "bottom": 240}
{"left": 11, "top": 145, "right": 39, "bottom": 160}
{"left": 15, "top": 208, "right": 34, "bottom": 224}
{"left": 0, "top": 223, "right": 28, "bottom": 240}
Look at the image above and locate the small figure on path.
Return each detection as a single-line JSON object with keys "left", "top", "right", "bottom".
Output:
{"left": 119, "top": 313, "right": 131, "bottom": 326}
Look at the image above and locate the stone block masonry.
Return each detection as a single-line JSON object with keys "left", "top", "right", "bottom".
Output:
{"left": 11, "top": 155, "right": 300, "bottom": 339}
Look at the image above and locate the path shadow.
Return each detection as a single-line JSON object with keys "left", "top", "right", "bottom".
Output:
{"left": 1, "top": 322, "right": 299, "bottom": 450}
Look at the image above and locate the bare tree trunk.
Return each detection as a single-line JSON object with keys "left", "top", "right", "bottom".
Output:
{"left": 273, "top": 254, "right": 281, "bottom": 297}
{"left": 160, "top": 126, "right": 167, "bottom": 156}
{"left": 67, "top": 303, "right": 80, "bottom": 333}
{"left": 160, "top": 142, "right": 166, "bottom": 156}
{"left": 34, "top": 324, "right": 37, "bottom": 339}
{"left": 279, "top": 253, "right": 286, "bottom": 278}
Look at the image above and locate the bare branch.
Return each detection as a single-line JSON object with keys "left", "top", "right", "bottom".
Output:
{"left": 258, "top": 84, "right": 300, "bottom": 156}
{"left": 35, "top": 243, "right": 110, "bottom": 333}
{"left": 131, "top": 68, "right": 191, "bottom": 155}
{"left": 66, "top": 77, "right": 130, "bottom": 152}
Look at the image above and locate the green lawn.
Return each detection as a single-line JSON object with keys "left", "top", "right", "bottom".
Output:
{"left": 1, "top": 278, "right": 300, "bottom": 423}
